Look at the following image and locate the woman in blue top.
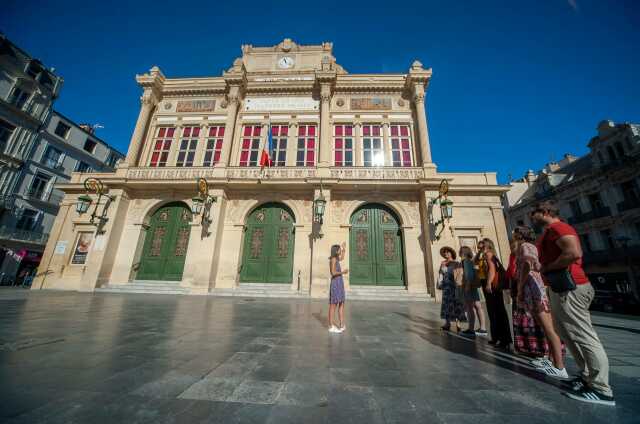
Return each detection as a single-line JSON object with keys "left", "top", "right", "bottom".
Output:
{"left": 459, "top": 246, "right": 487, "bottom": 336}
{"left": 328, "top": 242, "right": 348, "bottom": 333}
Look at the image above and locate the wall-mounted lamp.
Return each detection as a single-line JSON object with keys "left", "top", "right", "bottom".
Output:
{"left": 76, "top": 178, "right": 115, "bottom": 230}
{"left": 192, "top": 178, "right": 217, "bottom": 225}
{"left": 313, "top": 179, "right": 327, "bottom": 224}
{"left": 431, "top": 179, "right": 453, "bottom": 241}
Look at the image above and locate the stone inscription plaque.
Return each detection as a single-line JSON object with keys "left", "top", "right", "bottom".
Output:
{"left": 176, "top": 100, "right": 216, "bottom": 113}
{"left": 350, "top": 98, "right": 392, "bottom": 110}
{"left": 244, "top": 97, "right": 319, "bottom": 111}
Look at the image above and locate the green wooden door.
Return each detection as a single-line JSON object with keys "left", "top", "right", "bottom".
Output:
{"left": 350, "top": 204, "right": 404, "bottom": 286}
{"left": 239, "top": 203, "right": 295, "bottom": 283}
{"left": 137, "top": 203, "right": 192, "bottom": 281}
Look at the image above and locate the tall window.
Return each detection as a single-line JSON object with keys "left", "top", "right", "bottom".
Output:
{"left": 29, "top": 174, "right": 51, "bottom": 199}
{"left": 105, "top": 152, "right": 118, "bottom": 168}
{"left": 9, "top": 87, "right": 30, "bottom": 109}
{"left": 75, "top": 161, "right": 91, "bottom": 173}
{"left": 389, "top": 124, "right": 413, "bottom": 167}
{"left": 271, "top": 125, "right": 288, "bottom": 166}
{"left": 296, "top": 124, "right": 316, "bottom": 166}
{"left": 42, "top": 145, "right": 63, "bottom": 169}
{"left": 334, "top": 124, "right": 353, "bottom": 167}
{"left": 600, "top": 229, "right": 615, "bottom": 249}
{"left": 150, "top": 127, "right": 175, "bottom": 167}
{"left": 239, "top": 125, "right": 262, "bottom": 166}
{"left": 362, "top": 124, "right": 383, "bottom": 166}
{"left": 54, "top": 121, "right": 71, "bottom": 139}
{"left": 16, "top": 209, "right": 39, "bottom": 231}
{"left": 203, "top": 126, "right": 225, "bottom": 166}
{"left": 83, "top": 138, "right": 97, "bottom": 154}
{"left": 0, "top": 119, "right": 16, "bottom": 151}
{"left": 176, "top": 126, "right": 199, "bottom": 167}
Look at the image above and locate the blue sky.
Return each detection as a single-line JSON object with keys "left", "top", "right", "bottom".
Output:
{"left": 2, "top": 0, "right": 639, "bottom": 182}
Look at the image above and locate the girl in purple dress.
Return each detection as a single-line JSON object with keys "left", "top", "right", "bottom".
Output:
{"left": 328, "top": 242, "right": 348, "bottom": 333}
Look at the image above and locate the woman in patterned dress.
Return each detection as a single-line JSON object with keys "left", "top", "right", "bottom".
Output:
{"left": 438, "top": 246, "right": 466, "bottom": 331}
{"left": 509, "top": 231, "right": 550, "bottom": 358}
{"left": 328, "top": 242, "right": 348, "bottom": 333}
{"left": 515, "top": 227, "right": 567, "bottom": 379}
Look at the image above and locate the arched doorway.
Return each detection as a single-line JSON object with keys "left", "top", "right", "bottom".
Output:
{"left": 137, "top": 202, "right": 192, "bottom": 281}
{"left": 239, "top": 203, "right": 295, "bottom": 284}
{"left": 350, "top": 204, "right": 405, "bottom": 286}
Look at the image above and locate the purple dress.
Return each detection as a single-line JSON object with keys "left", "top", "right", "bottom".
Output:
{"left": 330, "top": 260, "right": 346, "bottom": 304}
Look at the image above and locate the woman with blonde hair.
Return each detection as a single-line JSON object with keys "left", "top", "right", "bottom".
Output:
{"left": 460, "top": 245, "right": 487, "bottom": 336}
{"left": 482, "top": 238, "right": 513, "bottom": 350}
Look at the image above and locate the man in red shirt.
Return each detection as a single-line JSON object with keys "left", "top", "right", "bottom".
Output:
{"left": 531, "top": 201, "right": 614, "bottom": 406}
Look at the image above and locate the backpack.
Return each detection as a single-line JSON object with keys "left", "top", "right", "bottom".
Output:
{"left": 492, "top": 257, "right": 508, "bottom": 291}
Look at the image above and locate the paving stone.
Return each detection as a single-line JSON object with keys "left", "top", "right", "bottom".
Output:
{"left": 1, "top": 290, "right": 638, "bottom": 424}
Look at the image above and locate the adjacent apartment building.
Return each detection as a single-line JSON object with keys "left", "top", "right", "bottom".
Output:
{"left": 504, "top": 120, "right": 640, "bottom": 312}
{"left": 0, "top": 34, "right": 124, "bottom": 284}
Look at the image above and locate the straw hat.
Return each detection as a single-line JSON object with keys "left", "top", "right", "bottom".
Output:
{"left": 439, "top": 246, "right": 457, "bottom": 260}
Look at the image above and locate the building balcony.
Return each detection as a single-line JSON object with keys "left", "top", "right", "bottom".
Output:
{"left": 583, "top": 245, "right": 640, "bottom": 266}
{"left": 567, "top": 207, "right": 611, "bottom": 225}
{"left": 123, "top": 166, "right": 428, "bottom": 183}
{"left": 24, "top": 189, "right": 65, "bottom": 205}
{"left": 0, "top": 226, "right": 49, "bottom": 245}
{"left": 617, "top": 197, "right": 640, "bottom": 213}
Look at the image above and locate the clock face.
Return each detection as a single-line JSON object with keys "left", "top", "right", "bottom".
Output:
{"left": 278, "top": 56, "right": 295, "bottom": 69}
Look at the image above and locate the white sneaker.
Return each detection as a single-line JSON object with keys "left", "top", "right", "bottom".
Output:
{"left": 538, "top": 365, "right": 569, "bottom": 379}
{"left": 339, "top": 326, "right": 346, "bottom": 332}
{"left": 329, "top": 326, "right": 340, "bottom": 333}
{"left": 531, "top": 357, "right": 553, "bottom": 369}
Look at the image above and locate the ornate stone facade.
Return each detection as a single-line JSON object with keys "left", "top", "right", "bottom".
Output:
{"left": 33, "top": 39, "right": 509, "bottom": 300}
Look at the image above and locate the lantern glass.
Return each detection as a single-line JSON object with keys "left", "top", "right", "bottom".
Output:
{"left": 191, "top": 197, "right": 203, "bottom": 215}
{"left": 440, "top": 199, "right": 453, "bottom": 219}
{"left": 76, "top": 195, "right": 92, "bottom": 214}
{"left": 314, "top": 196, "right": 326, "bottom": 218}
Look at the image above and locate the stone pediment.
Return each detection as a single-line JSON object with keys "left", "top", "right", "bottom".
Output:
{"left": 234, "top": 38, "right": 347, "bottom": 74}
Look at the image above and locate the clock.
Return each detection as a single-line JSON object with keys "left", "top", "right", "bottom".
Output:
{"left": 278, "top": 56, "right": 295, "bottom": 69}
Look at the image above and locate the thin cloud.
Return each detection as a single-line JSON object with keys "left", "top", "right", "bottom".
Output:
{"left": 567, "top": 0, "right": 579, "bottom": 11}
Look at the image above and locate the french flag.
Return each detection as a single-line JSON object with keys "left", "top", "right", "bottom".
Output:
{"left": 259, "top": 123, "right": 273, "bottom": 168}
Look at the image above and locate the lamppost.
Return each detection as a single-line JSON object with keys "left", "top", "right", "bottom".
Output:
{"left": 191, "top": 178, "right": 217, "bottom": 226}
{"left": 75, "top": 178, "right": 115, "bottom": 231}
{"left": 431, "top": 179, "right": 453, "bottom": 241}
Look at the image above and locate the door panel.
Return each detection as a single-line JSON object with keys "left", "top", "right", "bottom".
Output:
{"left": 240, "top": 203, "right": 295, "bottom": 283}
{"left": 138, "top": 203, "right": 191, "bottom": 281}
{"left": 349, "top": 205, "right": 404, "bottom": 286}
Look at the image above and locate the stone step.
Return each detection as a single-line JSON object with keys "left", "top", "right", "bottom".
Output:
{"left": 210, "top": 283, "right": 307, "bottom": 299}
{"left": 346, "top": 285, "right": 431, "bottom": 302}
{"left": 96, "top": 281, "right": 190, "bottom": 295}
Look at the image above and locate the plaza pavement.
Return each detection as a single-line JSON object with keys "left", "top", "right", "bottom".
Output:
{"left": 0, "top": 288, "right": 638, "bottom": 423}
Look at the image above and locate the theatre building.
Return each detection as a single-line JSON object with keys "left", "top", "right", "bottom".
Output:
{"left": 33, "top": 39, "right": 509, "bottom": 300}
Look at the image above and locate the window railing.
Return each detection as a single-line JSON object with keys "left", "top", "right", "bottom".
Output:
{"left": 617, "top": 197, "right": 640, "bottom": 213}
{"left": 0, "top": 226, "right": 49, "bottom": 245}
{"left": 25, "top": 189, "right": 64, "bottom": 205}
{"left": 567, "top": 207, "right": 611, "bottom": 225}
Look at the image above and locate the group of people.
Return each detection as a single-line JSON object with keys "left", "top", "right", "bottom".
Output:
{"left": 436, "top": 200, "right": 615, "bottom": 406}
{"left": 325, "top": 201, "right": 614, "bottom": 406}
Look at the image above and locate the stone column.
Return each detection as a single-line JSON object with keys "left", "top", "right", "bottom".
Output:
{"left": 382, "top": 122, "right": 392, "bottom": 166}
{"left": 412, "top": 83, "right": 433, "bottom": 166}
{"left": 219, "top": 86, "right": 241, "bottom": 167}
{"left": 354, "top": 122, "right": 363, "bottom": 166}
{"left": 318, "top": 83, "right": 332, "bottom": 167}
{"left": 490, "top": 205, "right": 510, "bottom": 264}
{"left": 124, "top": 89, "right": 158, "bottom": 166}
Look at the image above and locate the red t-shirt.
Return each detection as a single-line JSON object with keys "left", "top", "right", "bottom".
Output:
{"left": 537, "top": 221, "right": 589, "bottom": 285}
